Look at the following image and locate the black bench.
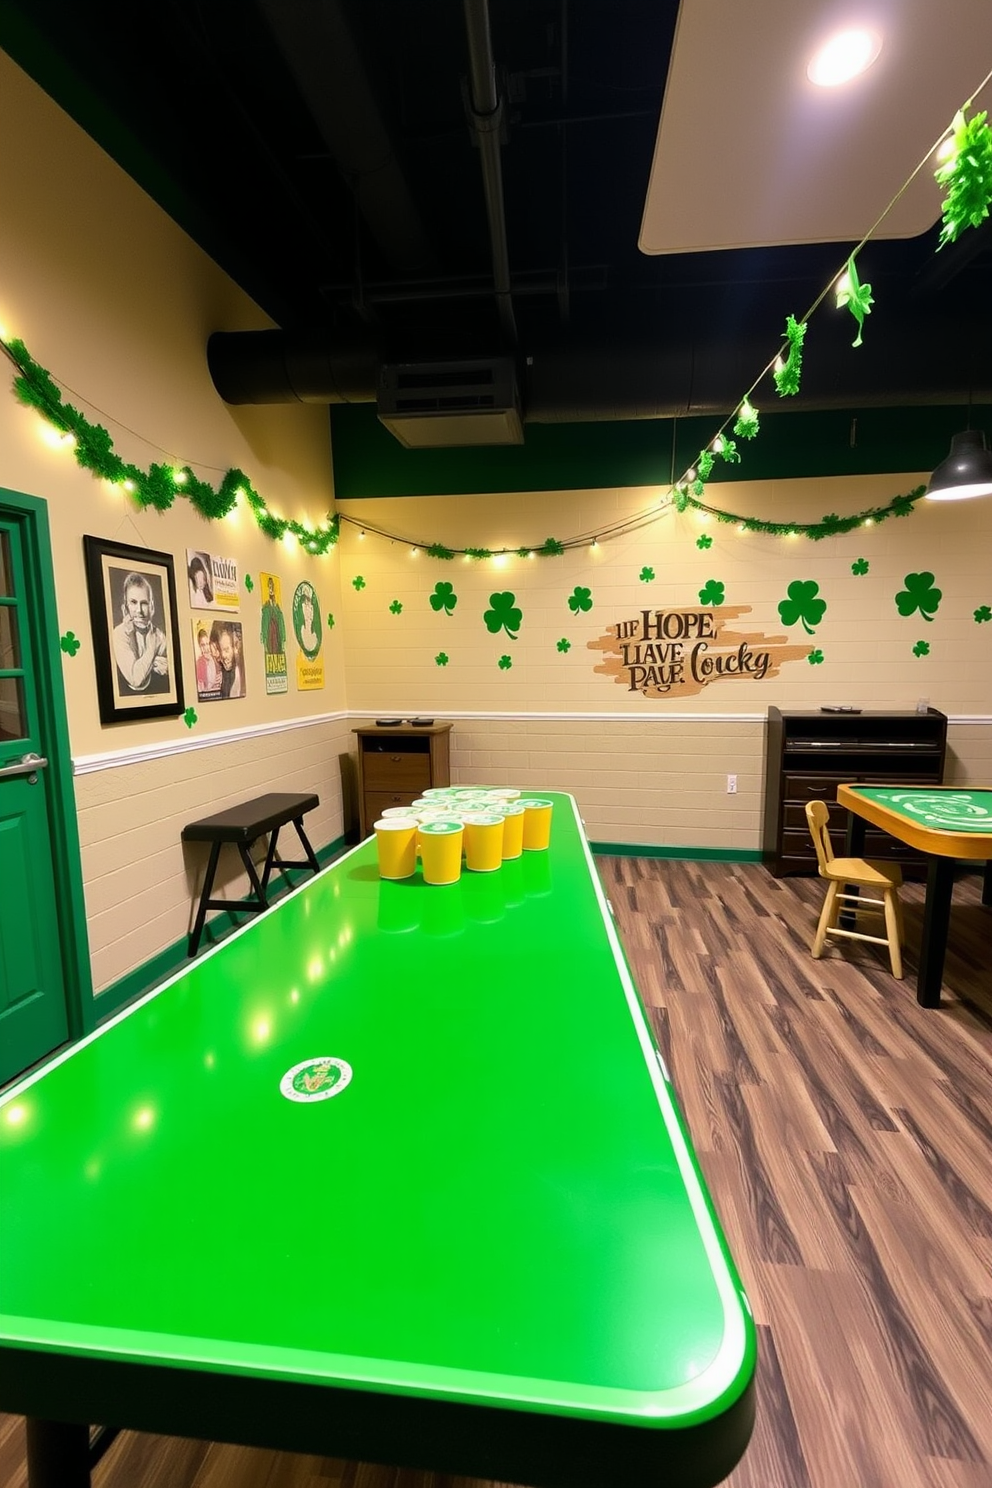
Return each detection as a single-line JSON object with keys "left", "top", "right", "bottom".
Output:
{"left": 182, "top": 792, "right": 320, "bottom": 956}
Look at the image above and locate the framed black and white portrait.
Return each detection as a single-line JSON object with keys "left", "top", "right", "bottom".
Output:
{"left": 83, "top": 535, "right": 186, "bottom": 724}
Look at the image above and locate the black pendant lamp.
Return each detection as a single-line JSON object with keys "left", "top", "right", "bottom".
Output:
{"left": 925, "top": 429, "right": 992, "bottom": 501}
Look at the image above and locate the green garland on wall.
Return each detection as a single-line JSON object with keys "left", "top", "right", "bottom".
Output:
{"left": 2, "top": 336, "right": 339, "bottom": 554}
{"left": 671, "top": 484, "right": 927, "bottom": 539}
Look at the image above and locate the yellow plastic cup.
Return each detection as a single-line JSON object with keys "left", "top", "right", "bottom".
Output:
{"left": 521, "top": 798, "right": 554, "bottom": 851}
{"left": 419, "top": 819, "right": 464, "bottom": 885}
{"left": 380, "top": 805, "right": 418, "bottom": 818}
{"left": 497, "top": 801, "right": 526, "bottom": 859}
{"left": 487, "top": 788, "right": 521, "bottom": 802}
{"left": 461, "top": 812, "right": 505, "bottom": 873}
{"left": 373, "top": 817, "right": 418, "bottom": 880}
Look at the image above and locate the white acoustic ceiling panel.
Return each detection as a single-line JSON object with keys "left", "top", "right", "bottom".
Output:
{"left": 640, "top": 0, "right": 992, "bottom": 254}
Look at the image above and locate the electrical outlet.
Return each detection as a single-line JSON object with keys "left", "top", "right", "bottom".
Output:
{"left": 727, "top": 774, "right": 738, "bottom": 794}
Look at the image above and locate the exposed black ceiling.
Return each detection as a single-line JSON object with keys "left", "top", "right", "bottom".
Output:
{"left": 3, "top": 0, "right": 991, "bottom": 421}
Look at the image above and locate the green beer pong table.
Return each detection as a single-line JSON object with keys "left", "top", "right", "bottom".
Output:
{"left": 0, "top": 793, "right": 755, "bottom": 1488}
{"left": 837, "top": 785, "right": 992, "bottom": 1007}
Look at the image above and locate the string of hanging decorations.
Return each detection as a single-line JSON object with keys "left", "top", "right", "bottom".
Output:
{"left": 3, "top": 74, "right": 990, "bottom": 556}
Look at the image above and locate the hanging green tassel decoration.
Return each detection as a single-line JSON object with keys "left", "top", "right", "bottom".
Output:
{"left": 733, "top": 398, "right": 760, "bottom": 439}
{"left": 835, "top": 255, "right": 874, "bottom": 347}
{"left": 773, "top": 316, "right": 806, "bottom": 397}
{"left": 696, "top": 449, "right": 715, "bottom": 481}
{"left": 935, "top": 108, "right": 992, "bottom": 248}
{"left": 715, "top": 434, "right": 740, "bottom": 464}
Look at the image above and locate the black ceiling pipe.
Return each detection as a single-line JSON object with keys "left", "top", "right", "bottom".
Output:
{"left": 463, "top": 0, "right": 518, "bottom": 348}
{"left": 206, "top": 325, "right": 991, "bottom": 415}
{"left": 257, "top": 0, "right": 435, "bottom": 276}
{"left": 206, "top": 329, "right": 379, "bottom": 406}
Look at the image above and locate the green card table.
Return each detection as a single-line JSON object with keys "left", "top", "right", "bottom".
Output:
{"left": 837, "top": 784, "right": 992, "bottom": 1007}
{"left": 0, "top": 793, "right": 755, "bottom": 1488}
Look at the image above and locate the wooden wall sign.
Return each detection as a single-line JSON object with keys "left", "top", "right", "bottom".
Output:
{"left": 589, "top": 605, "right": 810, "bottom": 698}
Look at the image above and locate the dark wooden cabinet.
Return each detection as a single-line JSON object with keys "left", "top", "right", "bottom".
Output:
{"left": 764, "top": 707, "right": 947, "bottom": 877}
{"left": 353, "top": 722, "right": 452, "bottom": 838}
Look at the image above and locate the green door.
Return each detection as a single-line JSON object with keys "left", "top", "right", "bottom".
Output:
{"left": 0, "top": 514, "right": 73, "bottom": 1084}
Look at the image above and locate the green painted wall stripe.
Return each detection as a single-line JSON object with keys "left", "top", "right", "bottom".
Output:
{"left": 93, "top": 837, "right": 349, "bottom": 1025}
{"left": 331, "top": 404, "right": 992, "bottom": 499}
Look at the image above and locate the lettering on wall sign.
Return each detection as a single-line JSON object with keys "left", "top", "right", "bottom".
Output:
{"left": 589, "top": 605, "right": 810, "bottom": 698}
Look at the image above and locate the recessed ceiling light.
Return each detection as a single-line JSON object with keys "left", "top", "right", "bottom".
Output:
{"left": 807, "top": 28, "right": 882, "bottom": 87}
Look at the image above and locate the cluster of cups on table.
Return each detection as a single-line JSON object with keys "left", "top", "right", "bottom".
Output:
{"left": 374, "top": 789, "right": 554, "bottom": 885}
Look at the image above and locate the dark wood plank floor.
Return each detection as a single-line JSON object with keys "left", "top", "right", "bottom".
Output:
{"left": 2, "top": 861, "right": 990, "bottom": 1488}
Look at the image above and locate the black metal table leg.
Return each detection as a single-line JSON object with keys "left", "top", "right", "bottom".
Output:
{"left": 916, "top": 856, "right": 955, "bottom": 1007}
{"left": 982, "top": 859, "right": 991, "bottom": 907}
{"left": 188, "top": 840, "right": 222, "bottom": 957}
{"left": 26, "top": 1419, "right": 91, "bottom": 1488}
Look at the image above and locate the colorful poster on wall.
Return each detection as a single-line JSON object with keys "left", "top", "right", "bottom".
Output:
{"left": 259, "top": 571, "right": 288, "bottom": 694}
{"left": 186, "top": 549, "right": 240, "bottom": 610}
{"left": 293, "top": 580, "right": 324, "bottom": 691}
{"left": 191, "top": 617, "right": 247, "bottom": 701}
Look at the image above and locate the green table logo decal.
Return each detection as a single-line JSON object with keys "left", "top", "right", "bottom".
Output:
{"left": 884, "top": 792, "right": 992, "bottom": 831}
{"left": 280, "top": 1058, "right": 353, "bottom": 1103}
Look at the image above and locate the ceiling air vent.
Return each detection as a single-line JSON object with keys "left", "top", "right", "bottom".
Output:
{"left": 377, "top": 358, "right": 523, "bottom": 448}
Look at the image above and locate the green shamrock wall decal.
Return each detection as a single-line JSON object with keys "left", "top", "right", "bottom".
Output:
{"left": 568, "top": 586, "right": 593, "bottom": 614}
{"left": 244, "top": 574, "right": 254, "bottom": 593}
{"left": 851, "top": 558, "right": 869, "bottom": 576}
{"left": 778, "top": 580, "right": 827, "bottom": 635}
{"left": 913, "top": 640, "right": 930, "bottom": 657}
{"left": 352, "top": 575, "right": 366, "bottom": 590}
{"left": 430, "top": 581, "right": 458, "bottom": 615}
{"left": 326, "top": 613, "right": 335, "bottom": 628}
{"left": 498, "top": 654, "right": 512, "bottom": 670}
{"left": 557, "top": 638, "right": 571, "bottom": 653}
{"left": 59, "top": 631, "right": 81, "bottom": 656}
{"left": 698, "top": 579, "right": 725, "bottom": 606}
{"left": 696, "top": 533, "right": 713, "bottom": 550}
{"left": 896, "top": 571, "right": 942, "bottom": 622}
{"left": 183, "top": 706, "right": 198, "bottom": 728}
{"left": 639, "top": 566, "right": 654, "bottom": 582}
{"left": 484, "top": 591, "right": 522, "bottom": 639}
{"left": 389, "top": 600, "right": 403, "bottom": 614}
{"left": 975, "top": 605, "right": 992, "bottom": 623}
{"left": 435, "top": 651, "right": 449, "bottom": 666}
{"left": 807, "top": 649, "right": 824, "bottom": 665}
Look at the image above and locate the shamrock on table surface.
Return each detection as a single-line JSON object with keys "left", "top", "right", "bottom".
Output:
{"left": 389, "top": 600, "right": 403, "bottom": 614}
{"left": 696, "top": 533, "right": 713, "bottom": 550}
{"left": 778, "top": 579, "right": 827, "bottom": 635}
{"left": 484, "top": 591, "right": 523, "bottom": 639}
{"left": 807, "top": 649, "right": 824, "bottom": 665}
{"left": 851, "top": 558, "right": 869, "bottom": 576}
{"left": 326, "top": 613, "right": 335, "bottom": 629}
{"left": 568, "top": 586, "right": 593, "bottom": 614}
{"left": 698, "top": 579, "right": 725, "bottom": 606}
{"left": 975, "top": 605, "right": 992, "bottom": 623}
{"left": 352, "top": 575, "right": 366, "bottom": 590}
{"left": 60, "top": 631, "right": 81, "bottom": 656}
{"left": 639, "top": 566, "right": 655, "bottom": 582}
{"left": 183, "top": 707, "right": 198, "bottom": 728}
{"left": 557, "top": 638, "right": 571, "bottom": 653}
{"left": 896, "top": 571, "right": 942, "bottom": 622}
{"left": 498, "top": 654, "right": 513, "bottom": 670}
{"left": 244, "top": 574, "right": 254, "bottom": 593}
{"left": 435, "top": 652, "right": 449, "bottom": 667}
{"left": 913, "top": 640, "right": 930, "bottom": 658}
{"left": 430, "top": 581, "right": 458, "bottom": 615}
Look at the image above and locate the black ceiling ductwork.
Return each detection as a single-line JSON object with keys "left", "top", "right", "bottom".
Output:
{"left": 462, "top": 0, "right": 518, "bottom": 349}
{"left": 257, "top": 0, "right": 435, "bottom": 280}
{"left": 206, "top": 321, "right": 991, "bottom": 423}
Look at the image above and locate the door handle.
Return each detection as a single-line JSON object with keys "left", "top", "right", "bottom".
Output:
{"left": 0, "top": 752, "right": 49, "bottom": 782}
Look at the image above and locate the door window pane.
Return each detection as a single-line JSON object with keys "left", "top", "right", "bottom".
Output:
{"left": 0, "top": 604, "right": 21, "bottom": 670}
{"left": 0, "top": 675, "right": 26, "bottom": 742}
{"left": 0, "top": 532, "right": 11, "bottom": 597}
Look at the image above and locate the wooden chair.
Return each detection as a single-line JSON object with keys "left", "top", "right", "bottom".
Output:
{"left": 804, "top": 800, "right": 905, "bottom": 978}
